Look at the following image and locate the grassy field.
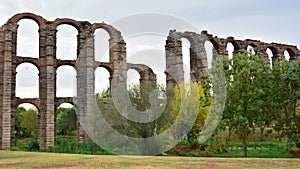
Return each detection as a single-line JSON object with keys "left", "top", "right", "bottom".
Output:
{"left": 0, "top": 150, "right": 299, "bottom": 169}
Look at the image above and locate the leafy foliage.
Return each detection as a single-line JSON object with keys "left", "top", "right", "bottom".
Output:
{"left": 56, "top": 107, "right": 77, "bottom": 135}
{"left": 272, "top": 60, "right": 300, "bottom": 138}
{"left": 222, "top": 52, "right": 272, "bottom": 157}
{"left": 19, "top": 108, "right": 38, "bottom": 137}
{"left": 15, "top": 107, "right": 26, "bottom": 137}
{"left": 171, "top": 82, "right": 210, "bottom": 147}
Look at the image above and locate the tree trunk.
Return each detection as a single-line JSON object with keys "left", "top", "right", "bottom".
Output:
{"left": 228, "top": 126, "right": 232, "bottom": 141}
{"left": 242, "top": 127, "right": 247, "bottom": 157}
{"left": 260, "top": 127, "right": 265, "bottom": 141}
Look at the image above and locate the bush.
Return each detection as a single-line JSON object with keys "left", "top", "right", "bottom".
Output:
{"left": 41, "top": 137, "right": 112, "bottom": 155}
{"left": 28, "top": 137, "right": 40, "bottom": 151}
{"left": 205, "top": 131, "right": 228, "bottom": 154}
{"left": 289, "top": 134, "right": 300, "bottom": 148}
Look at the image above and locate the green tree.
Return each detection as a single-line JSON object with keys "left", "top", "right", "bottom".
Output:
{"left": 171, "top": 82, "right": 210, "bottom": 147}
{"left": 222, "top": 52, "right": 270, "bottom": 157}
{"left": 272, "top": 59, "right": 300, "bottom": 138}
{"left": 56, "top": 107, "right": 77, "bottom": 135}
{"left": 20, "top": 108, "right": 38, "bottom": 137}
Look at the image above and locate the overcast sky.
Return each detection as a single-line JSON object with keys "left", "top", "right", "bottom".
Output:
{"left": 1, "top": 0, "right": 299, "bottom": 101}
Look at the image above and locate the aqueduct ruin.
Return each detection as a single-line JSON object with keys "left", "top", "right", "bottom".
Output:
{"left": 0, "top": 13, "right": 299, "bottom": 149}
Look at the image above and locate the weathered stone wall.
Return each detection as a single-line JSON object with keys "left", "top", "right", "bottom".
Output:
{"left": 0, "top": 13, "right": 299, "bottom": 149}
{"left": 165, "top": 30, "right": 300, "bottom": 87}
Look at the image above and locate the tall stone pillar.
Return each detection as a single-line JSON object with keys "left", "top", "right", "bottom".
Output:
{"left": 76, "top": 25, "right": 95, "bottom": 143}
{"left": 190, "top": 40, "right": 208, "bottom": 82}
{"left": 110, "top": 37, "right": 127, "bottom": 87}
{"left": 0, "top": 23, "right": 17, "bottom": 149}
{"left": 38, "top": 26, "right": 56, "bottom": 148}
{"left": 165, "top": 33, "right": 184, "bottom": 89}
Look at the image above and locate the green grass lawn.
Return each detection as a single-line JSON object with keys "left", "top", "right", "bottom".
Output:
{"left": 0, "top": 150, "right": 300, "bottom": 169}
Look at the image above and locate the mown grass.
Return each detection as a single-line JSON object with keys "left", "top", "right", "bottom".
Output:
{"left": 0, "top": 150, "right": 300, "bottom": 169}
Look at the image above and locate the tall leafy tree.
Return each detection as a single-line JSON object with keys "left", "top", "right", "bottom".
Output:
{"left": 272, "top": 59, "right": 300, "bottom": 138}
{"left": 222, "top": 52, "right": 270, "bottom": 157}
{"left": 171, "top": 82, "right": 210, "bottom": 147}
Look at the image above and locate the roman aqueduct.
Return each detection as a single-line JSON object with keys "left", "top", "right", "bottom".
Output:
{"left": 0, "top": 13, "right": 299, "bottom": 149}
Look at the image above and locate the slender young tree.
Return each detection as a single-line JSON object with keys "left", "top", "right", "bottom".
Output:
{"left": 222, "top": 52, "right": 270, "bottom": 157}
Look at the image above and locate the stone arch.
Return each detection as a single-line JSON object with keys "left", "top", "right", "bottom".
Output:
{"left": 127, "top": 68, "right": 141, "bottom": 88}
{"left": 14, "top": 102, "right": 40, "bottom": 148}
{"left": 94, "top": 66, "right": 111, "bottom": 94}
{"left": 56, "top": 60, "right": 76, "bottom": 68}
{"left": 53, "top": 19, "right": 83, "bottom": 32}
{"left": 92, "top": 23, "right": 127, "bottom": 74}
{"left": 55, "top": 98, "right": 74, "bottom": 109}
{"left": 265, "top": 46, "right": 279, "bottom": 66}
{"left": 16, "top": 58, "right": 40, "bottom": 72}
{"left": 127, "top": 63, "right": 156, "bottom": 82}
{"left": 56, "top": 65, "right": 77, "bottom": 97}
{"left": 56, "top": 24, "right": 79, "bottom": 60}
{"left": 266, "top": 46, "right": 278, "bottom": 59}
{"left": 94, "top": 28, "right": 110, "bottom": 62}
{"left": 15, "top": 99, "right": 40, "bottom": 111}
{"left": 204, "top": 40, "right": 215, "bottom": 69}
{"left": 91, "top": 23, "right": 122, "bottom": 39}
{"left": 226, "top": 38, "right": 241, "bottom": 55}
{"left": 9, "top": 12, "right": 46, "bottom": 27}
{"left": 247, "top": 45, "right": 256, "bottom": 55}
{"left": 283, "top": 48, "right": 296, "bottom": 60}
{"left": 16, "top": 62, "right": 39, "bottom": 98}
{"left": 16, "top": 19, "right": 39, "bottom": 58}
{"left": 54, "top": 102, "right": 77, "bottom": 143}
{"left": 94, "top": 62, "right": 114, "bottom": 75}
{"left": 265, "top": 45, "right": 278, "bottom": 56}
{"left": 207, "top": 38, "right": 221, "bottom": 52}
{"left": 128, "top": 64, "right": 157, "bottom": 109}
{"left": 226, "top": 42, "right": 235, "bottom": 59}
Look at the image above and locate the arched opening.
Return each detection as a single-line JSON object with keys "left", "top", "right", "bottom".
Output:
{"left": 266, "top": 47, "right": 277, "bottom": 67}
{"left": 56, "top": 24, "right": 78, "bottom": 60}
{"left": 247, "top": 45, "right": 256, "bottom": 55}
{"left": 127, "top": 69, "right": 141, "bottom": 90}
{"left": 182, "top": 38, "right": 191, "bottom": 83}
{"left": 56, "top": 66, "right": 77, "bottom": 97}
{"left": 15, "top": 103, "right": 39, "bottom": 149}
{"left": 155, "top": 71, "right": 166, "bottom": 87}
{"left": 226, "top": 42, "right": 234, "bottom": 60}
{"left": 204, "top": 41, "right": 214, "bottom": 69}
{"left": 16, "top": 63, "right": 39, "bottom": 98}
{"left": 284, "top": 50, "right": 293, "bottom": 61}
{"left": 226, "top": 42, "right": 235, "bottom": 81}
{"left": 284, "top": 50, "right": 290, "bottom": 61}
{"left": 17, "top": 19, "right": 39, "bottom": 58}
{"left": 94, "top": 29, "right": 110, "bottom": 62}
{"left": 55, "top": 103, "right": 77, "bottom": 143}
{"left": 95, "top": 67, "right": 111, "bottom": 98}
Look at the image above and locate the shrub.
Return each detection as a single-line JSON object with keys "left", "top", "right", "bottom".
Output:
{"left": 289, "top": 134, "right": 300, "bottom": 148}
{"left": 28, "top": 137, "right": 40, "bottom": 151}
{"left": 205, "top": 131, "right": 228, "bottom": 154}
